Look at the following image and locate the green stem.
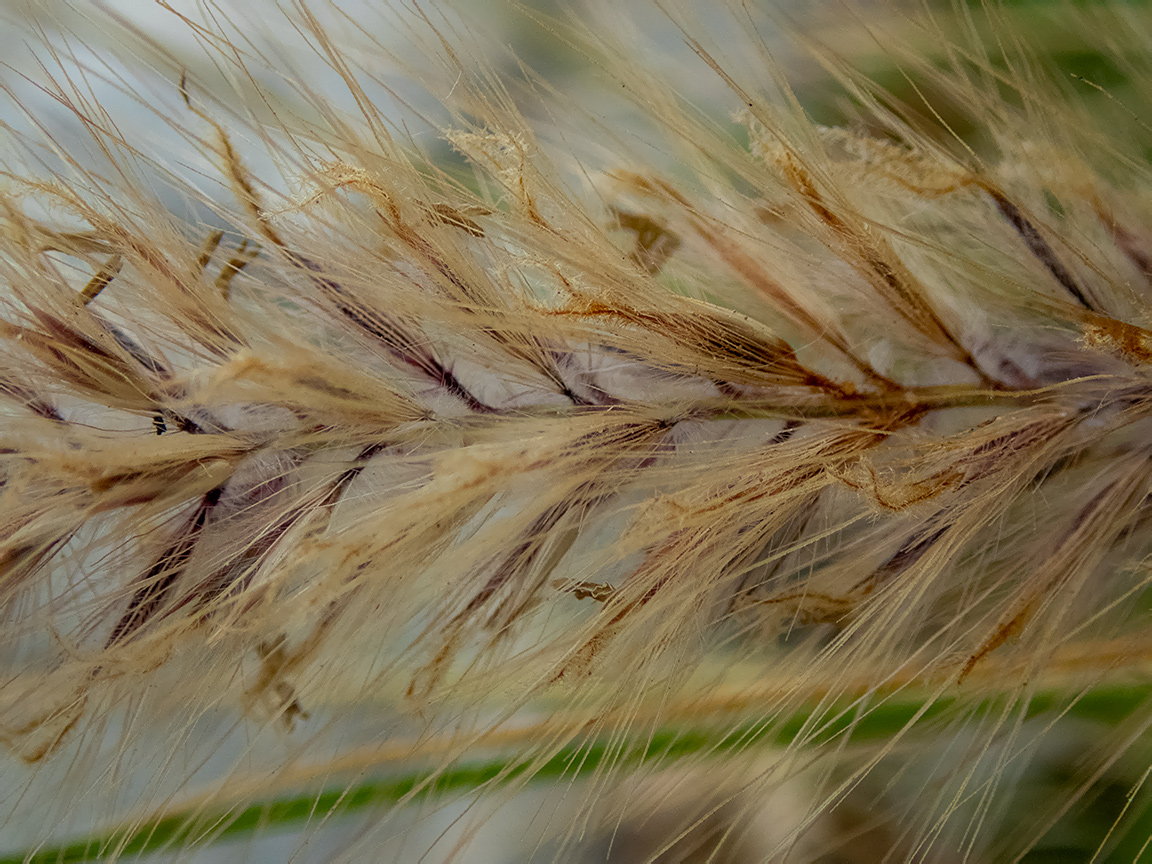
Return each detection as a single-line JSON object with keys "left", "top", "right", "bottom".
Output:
{"left": 8, "top": 682, "right": 1150, "bottom": 863}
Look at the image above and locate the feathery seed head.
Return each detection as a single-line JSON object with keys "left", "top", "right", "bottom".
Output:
{"left": 1, "top": 1, "right": 1152, "bottom": 860}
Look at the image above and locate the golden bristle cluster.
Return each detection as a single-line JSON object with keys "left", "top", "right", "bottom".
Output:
{"left": 0, "top": 2, "right": 1150, "bottom": 860}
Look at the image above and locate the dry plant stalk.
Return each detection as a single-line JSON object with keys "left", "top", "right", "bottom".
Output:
{"left": 0, "top": 1, "right": 1151, "bottom": 860}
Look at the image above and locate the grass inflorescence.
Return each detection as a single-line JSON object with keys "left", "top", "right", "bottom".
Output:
{"left": 1, "top": 1, "right": 1152, "bottom": 860}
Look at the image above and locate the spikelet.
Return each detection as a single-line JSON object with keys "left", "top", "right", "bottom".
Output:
{"left": 1, "top": 1, "right": 1151, "bottom": 861}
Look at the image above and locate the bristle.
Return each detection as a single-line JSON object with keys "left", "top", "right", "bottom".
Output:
{"left": 1, "top": 1, "right": 1151, "bottom": 861}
